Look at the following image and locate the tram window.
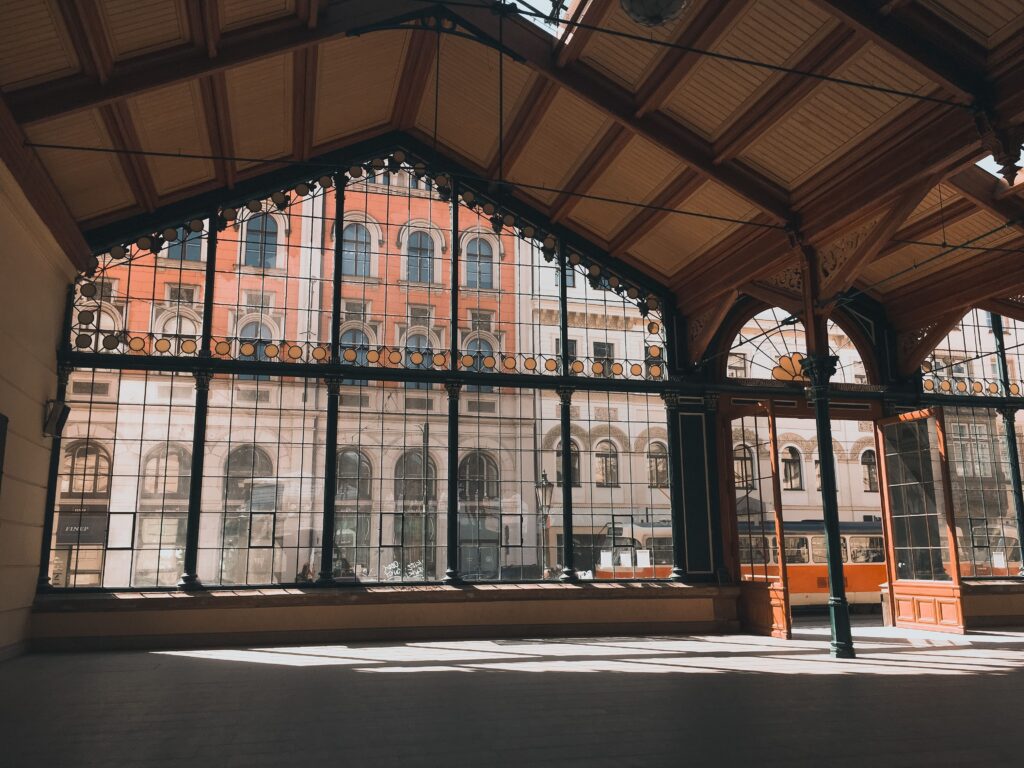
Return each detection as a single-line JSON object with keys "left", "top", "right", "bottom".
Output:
{"left": 848, "top": 536, "right": 885, "bottom": 563}
{"left": 784, "top": 536, "right": 809, "bottom": 564}
{"left": 739, "top": 535, "right": 769, "bottom": 564}
{"left": 649, "top": 536, "right": 673, "bottom": 564}
{"left": 811, "top": 536, "right": 849, "bottom": 563}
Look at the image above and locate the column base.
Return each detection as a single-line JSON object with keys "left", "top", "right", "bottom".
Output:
{"left": 177, "top": 574, "right": 203, "bottom": 591}
{"left": 313, "top": 573, "right": 335, "bottom": 586}
{"left": 559, "top": 568, "right": 578, "bottom": 583}
{"left": 443, "top": 570, "right": 463, "bottom": 585}
{"left": 669, "top": 566, "right": 686, "bottom": 581}
{"left": 830, "top": 642, "right": 856, "bottom": 659}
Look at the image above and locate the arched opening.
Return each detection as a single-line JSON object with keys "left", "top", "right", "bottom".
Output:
{"left": 647, "top": 442, "right": 668, "bottom": 488}
{"left": 243, "top": 215, "right": 278, "bottom": 269}
{"left": 341, "top": 223, "right": 371, "bottom": 276}
{"left": 407, "top": 230, "right": 434, "bottom": 283}
{"left": 465, "top": 238, "right": 493, "bottom": 289}
{"left": 62, "top": 441, "right": 111, "bottom": 497}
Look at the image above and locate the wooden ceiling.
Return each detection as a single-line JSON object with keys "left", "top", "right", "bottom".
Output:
{"left": 1, "top": 0, "right": 1024, "bottom": 349}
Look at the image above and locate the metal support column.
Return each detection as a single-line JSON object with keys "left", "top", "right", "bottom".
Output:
{"left": 557, "top": 386, "right": 577, "bottom": 581}
{"left": 801, "top": 354, "right": 855, "bottom": 658}
{"left": 179, "top": 214, "right": 219, "bottom": 589}
{"left": 317, "top": 377, "right": 341, "bottom": 583}
{"left": 662, "top": 391, "right": 687, "bottom": 580}
{"left": 991, "top": 312, "right": 1024, "bottom": 574}
{"left": 317, "top": 178, "right": 346, "bottom": 584}
{"left": 179, "top": 371, "right": 210, "bottom": 588}
{"left": 445, "top": 381, "right": 462, "bottom": 583}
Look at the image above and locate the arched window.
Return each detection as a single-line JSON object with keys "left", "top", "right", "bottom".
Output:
{"left": 458, "top": 451, "right": 499, "bottom": 501}
{"left": 160, "top": 314, "right": 198, "bottom": 337}
{"left": 782, "top": 446, "right": 803, "bottom": 490}
{"left": 244, "top": 215, "right": 278, "bottom": 269}
{"left": 861, "top": 449, "right": 878, "bottom": 492}
{"left": 142, "top": 444, "right": 192, "bottom": 498}
{"left": 166, "top": 227, "right": 202, "bottom": 261}
{"left": 337, "top": 449, "right": 372, "bottom": 500}
{"left": 341, "top": 223, "right": 371, "bottom": 276}
{"left": 407, "top": 231, "right": 434, "bottom": 283}
{"left": 556, "top": 440, "right": 580, "bottom": 487}
{"left": 405, "top": 333, "right": 432, "bottom": 390}
{"left": 595, "top": 440, "right": 619, "bottom": 488}
{"left": 239, "top": 322, "right": 272, "bottom": 380}
{"left": 734, "top": 444, "right": 755, "bottom": 490}
{"left": 465, "top": 337, "right": 494, "bottom": 393}
{"left": 62, "top": 442, "right": 111, "bottom": 496}
{"left": 465, "top": 238, "right": 493, "bottom": 289}
{"left": 225, "top": 445, "right": 274, "bottom": 503}
{"left": 394, "top": 450, "right": 436, "bottom": 505}
{"left": 647, "top": 442, "right": 668, "bottom": 488}
{"left": 340, "top": 327, "right": 370, "bottom": 386}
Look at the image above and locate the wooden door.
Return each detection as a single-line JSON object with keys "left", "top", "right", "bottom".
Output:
{"left": 876, "top": 408, "right": 965, "bottom": 632}
{"left": 731, "top": 407, "right": 791, "bottom": 638}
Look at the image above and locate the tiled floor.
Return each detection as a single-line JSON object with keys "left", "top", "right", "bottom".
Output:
{"left": 3, "top": 618, "right": 1023, "bottom": 767}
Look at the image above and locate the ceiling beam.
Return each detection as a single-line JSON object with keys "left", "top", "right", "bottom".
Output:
{"left": 633, "top": 0, "right": 752, "bottom": 118}
{"left": 887, "top": 235, "right": 1024, "bottom": 329}
{"left": 7, "top": 0, "right": 427, "bottom": 124}
{"left": 713, "top": 26, "right": 863, "bottom": 163}
{"left": 393, "top": 30, "right": 438, "bottom": 129}
{"left": 807, "top": 0, "right": 982, "bottom": 101}
{"left": 0, "top": 95, "right": 91, "bottom": 268}
{"left": 487, "top": 78, "right": 558, "bottom": 179}
{"left": 186, "top": 0, "right": 220, "bottom": 58}
{"left": 198, "top": 75, "right": 234, "bottom": 188}
{"left": 454, "top": 3, "right": 793, "bottom": 224}
{"left": 549, "top": 124, "right": 631, "bottom": 222}
{"left": 895, "top": 311, "right": 963, "bottom": 376}
{"left": 819, "top": 173, "right": 939, "bottom": 299}
{"left": 293, "top": 46, "right": 318, "bottom": 162}
{"left": 686, "top": 289, "right": 739, "bottom": 365}
{"left": 61, "top": 0, "right": 113, "bottom": 84}
{"left": 100, "top": 104, "right": 158, "bottom": 212}
{"left": 873, "top": 195, "right": 976, "bottom": 260}
{"left": 606, "top": 169, "right": 705, "bottom": 254}
{"left": 554, "top": 0, "right": 614, "bottom": 68}
{"left": 946, "top": 165, "right": 1024, "bottom": 231}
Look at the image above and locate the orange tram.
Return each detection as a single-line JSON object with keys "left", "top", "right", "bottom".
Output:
{"left": 737, "top": 521, "right": 887, "bottom": 606}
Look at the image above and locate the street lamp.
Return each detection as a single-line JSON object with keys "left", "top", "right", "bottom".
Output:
{"left": 535, "top": 470, "right": 554, "bottom": 515}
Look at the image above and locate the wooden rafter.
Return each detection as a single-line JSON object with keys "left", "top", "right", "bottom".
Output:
{"left": 713, "top": 26, "right": 863, "bottom": 163}
{"left": 198, "top": 75, "right": 233, "bottom": 188}
{"left": 548, "top": 124, "right": 630, "bottom": 222}
{"left": 293, "top": 46, "right": 319, "bottom": 162}
{"left": 808, "top": 0, "right": 982, "bottom": 101}
{"left": 895, "top": 312, "right": 963, "bottom": 376}
{"left": 874, "top": 196, "right": 976, "bottom": 261}
{"left": 0, "top": 95, "right": 91, "bottom": 268}
{"left": 676, "top": 228, "right": 794, "bottom": 308}
{"left": 554, "top": 0, "right": 613, "bottom": 68}
{"left": 980, "top": 298, "right": 1024, "bottom": 325}
{"left": 392, "top": 30, "right": 438, "bottom": 129}
{"left": 633, "top": 0, "right": 751, "bottom": 118}
{"left": 819, "top": 173, "right": 941, "bottom": 299}
{"left": 686, "top": 290, "right": 739, "bottom": 365}
{"left": 186, "top": 0, "right": 220, "bottom": 58}
{"left": 99, "top": 104, "right": 158, "bottom": 213}
{"left": 487, "top": 78, "right": 558, "bottom": 179}
{"left": 59, "top": 0, "right": 112, "bottom": 83}
{"left": 947, "top": 166, "right": 1024, "bottom": 233}
{"left": 606, "top": 169, "right": 704, "bottom": 254}
{"left": 887, "top": 235, "right": 1024, "bottom": 329}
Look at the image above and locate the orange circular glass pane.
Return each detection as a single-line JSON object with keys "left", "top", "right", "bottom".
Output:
{"left": 410, "top": 351, "right": 423, "bottom": 365}
{"left": 647, "top": 322, "right": 660, "bottom": 334}
{"left": 544, "top": 359, "right": 558, "bottom": 372}
{"left": 503, "top": 357, "right": 516, "bottom": 370}
{"left": 432, "top": 353, "right": 446, "bottom": 367}
{"left": 1012, "top": 384, "right": 1021, "bottom": 396}
{"left": 570, "top": 360, "right": 584, "bottom": 374}
{"left": 288, "top": 346, "right": 303, "bottom": 359}
{"left": 524, "top": 358, "right": 537, "bottom": 370}
{"left": 483, "top": 355, "right": 496, "bottom": 369}
{"left": 923, "top": 379, "right": 935, "bottom": 391}
{"left": 264, "top": 344, "right": 279, "bottom": 359}
{"left": 630, "top": 364, "right": 642, "bottom": 376}
{"left": 592, "top": 362, "right": 604, "bottom": 375}
{"left": 648, "top": 346, "right": 661, "bottom": 358}
{"left": 939, "top": 380, "right": 951, "bottom": 392}
{"left": 972, "top": 381, "right": 983, "bottom": 393}
{"left": 389, "top": 351, "right": 402, "bottom": 364}
{"left": 461, "top": 354, "right": 475, "bottom": 368}
{"left": 649, "top": 364, "right": 662, "bottom": 378}
{"left": 155, "top": 338, "right": 172, "bottom": 353}
{"left": 239, "top": 342, "right": 255, "bottom": 356}
{"left": 312, "top": 346, "right": 328, "bottom": 361}
{"left": 988, "top": 382, "right": 999, "bottom": 394}
{"left": 343, "top": 348, "right": 357, "bottom": 362}
{"left": 215, "top": 341, "right": 231, "bottom": 355}
{"left": 366, "top": 349, "right": 380, "bottom": 363}
{"left": 611, "top": 363, "right": 623, "bottom": 376}
{"left": 181, "top": 339, "right": 198, "bottom": 354}
{"left": 956, "top": 380, "right": 967, "bottom": 392}
{"left": 128, "top": 337, "right": 145, "bottom": 352}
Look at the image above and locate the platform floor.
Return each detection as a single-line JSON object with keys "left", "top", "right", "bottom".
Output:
{"left": 3, "top": 618, "right": 1023, "bottom": 767}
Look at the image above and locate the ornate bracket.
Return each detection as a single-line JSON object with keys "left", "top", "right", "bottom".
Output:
{"left": 444, "top": 381, "right": 461, "bottom": 399}
{"left": 799, "top": 354, "right": 838, "bottom": 403}
{"left": 192, "top": 370, "right": 212, "bottom": 391}
{"left": 974, "top": 109, "right": 1024, "bottom": 185}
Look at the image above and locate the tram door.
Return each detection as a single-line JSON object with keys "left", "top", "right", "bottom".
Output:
{"left": 876, "top": 408, "right": 965, "bottom": 631}
{"left": 730, "top": 405, "right": 791, "bottom": 639}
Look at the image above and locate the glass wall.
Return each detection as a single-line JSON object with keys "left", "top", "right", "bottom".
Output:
{"left": 49, "top": 151, "right": 675, "bottom": 588}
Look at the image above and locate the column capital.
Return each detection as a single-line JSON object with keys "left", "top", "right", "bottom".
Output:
{"left": 998, "top": 405, "right": 1019, "bottom": 419}
{"left": 193, "top": 370, "right": 212, "bottom": 391}
{"left": 661, "top": 391, "right": 684, "bottom": 411}
{"left": 556, "top": 385, "right": 574, "bottom": 405}
{"left": 325, "top": 376, "right": 342, "bottom": 395}
{"left": 800, "top": 354, "right": 838, "bottom": 402}
{"left": 444, "top": 381, "right": 461, "bottom": 399}
{"left": 57, "top": 363, "right": 74, "bottom": 386}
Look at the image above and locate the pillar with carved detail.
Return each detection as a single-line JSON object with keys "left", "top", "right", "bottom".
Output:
{"left": 179, "top": 370, "right": 212, "bottom": 589}
{"left": 800, "top": 354, "right": 855, "bottom": 658}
